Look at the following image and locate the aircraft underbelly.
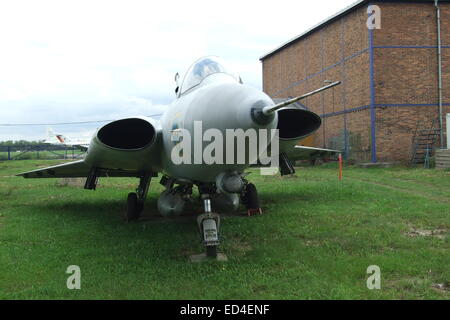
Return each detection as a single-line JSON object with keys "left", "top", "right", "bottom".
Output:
{"left": 164, "top": 163, "right": 249, "bottom": 183}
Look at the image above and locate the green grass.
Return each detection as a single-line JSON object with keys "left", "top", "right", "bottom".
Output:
{"left": 0, "top": 160, "right": 448, "bottom": 299}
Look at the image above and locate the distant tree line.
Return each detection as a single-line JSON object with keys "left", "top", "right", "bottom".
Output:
{"left": 0, "top": 140, "right": 45, "bottom": 147}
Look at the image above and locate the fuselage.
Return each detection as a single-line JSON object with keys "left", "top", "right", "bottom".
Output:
{"left": 160, "top": 72, "right": 278, "bottom": 183}
{"left": 85, "top": 56, "right": 323, "bottom": 184}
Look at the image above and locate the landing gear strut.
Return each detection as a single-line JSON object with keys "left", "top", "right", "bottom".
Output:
{"left": 126, "top": 173, "right": 152, "bottom": 222}
{"left": 197, "top": 197, "right": 220, "bottom": 258}
{"left": 84, "top": 167, "right": 99, "bottom": 190}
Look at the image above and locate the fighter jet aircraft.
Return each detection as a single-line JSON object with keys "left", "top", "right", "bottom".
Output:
{"left": 18, "top": 56, "right": 340, "bottom": 257}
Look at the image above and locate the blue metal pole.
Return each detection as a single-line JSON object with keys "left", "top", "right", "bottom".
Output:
{"left": 369, "top": 17, "right": 377, "bottom": 163}
{"left": 341, "top": 18, "right": 349, "bottom": 160}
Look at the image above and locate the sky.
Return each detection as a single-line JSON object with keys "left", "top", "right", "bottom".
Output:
{"left": 0, "top": 0, "right": 357, "bottom": 141}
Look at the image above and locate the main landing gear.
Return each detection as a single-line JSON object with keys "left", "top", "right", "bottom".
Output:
{"left": 241, "top": 183, "right": 262, "bottom": 216}
{"left": 126, "top": 173, "right": 152, "bottom": 222}
{"left": 125, "top": 175, "right": 262, "bottom": 259}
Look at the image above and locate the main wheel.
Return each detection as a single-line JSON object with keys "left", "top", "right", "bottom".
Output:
{"left": 137, "top": 201, "right": 144, "bottom": 214}
{"left": 126, "top": 192, "right": 140, "bottom": 221}
{"left": 206, "top": 245, "right": 217, "bottom": 258}
{"left": 242, "top": 183, "right": 260, "bottom": 209}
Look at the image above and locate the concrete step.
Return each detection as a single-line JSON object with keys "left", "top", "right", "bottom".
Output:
{"left": 435, "top": 149, "right": 450, "bottom": 168}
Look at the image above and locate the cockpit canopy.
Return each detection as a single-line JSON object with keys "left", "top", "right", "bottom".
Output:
{"left": 179, "top": 56, "right": 241, "bottom": 96}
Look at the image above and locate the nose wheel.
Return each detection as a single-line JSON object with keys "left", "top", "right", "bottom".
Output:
{"left": 197, "top": 197, "right": 220, "bottom": 258}
{"left": 206, "top": 245, "right": 217, "bottom": 258}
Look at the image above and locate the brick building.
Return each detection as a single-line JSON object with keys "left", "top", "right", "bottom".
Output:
{"left": 260, "top": 0, "right": 450, "bottom": 163}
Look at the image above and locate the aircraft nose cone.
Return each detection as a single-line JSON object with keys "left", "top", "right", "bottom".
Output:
{"left": 234, "top": 87, "right": 277, "bottom": 130}
{"left": 187, "top": 82, "right": 277, "bottom": 132}
{"left": 250, "top": 100, "right": 276, "bottom": 126}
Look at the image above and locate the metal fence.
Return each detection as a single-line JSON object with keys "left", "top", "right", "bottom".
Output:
{"left": 0, "top": 145, "right": 86, "bottom": 161}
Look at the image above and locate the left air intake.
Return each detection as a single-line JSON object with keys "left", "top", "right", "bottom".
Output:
{"left": 97, "top": 118, "right": 156, "bottom": 150}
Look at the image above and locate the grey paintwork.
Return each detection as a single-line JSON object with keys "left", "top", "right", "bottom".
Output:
{"left": 160, "top": 73, "right": 278, "bottom": 182}
{"left": 85, "top": 116, "right": 163, "bottom": 173}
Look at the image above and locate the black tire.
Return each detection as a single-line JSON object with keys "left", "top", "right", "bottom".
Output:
{"left": 126, "top": 192, "right": 140, "bottom": 221}
{"left": 206, "top": 245, "right": 217, "bottom": 258}
{"left": 243, "top": 183, "right": 260, "bottom": 209}
{"left": 137, "top": 201, "right": 144, "bottom": 213}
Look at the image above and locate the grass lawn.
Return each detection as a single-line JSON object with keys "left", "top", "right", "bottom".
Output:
{"left": 0, "top": 160, "right": 448, "bottom": 299}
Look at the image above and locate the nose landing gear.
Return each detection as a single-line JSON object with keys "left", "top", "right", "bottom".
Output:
{"left": 197, "top": 197, "right": 220, "bottom": 258}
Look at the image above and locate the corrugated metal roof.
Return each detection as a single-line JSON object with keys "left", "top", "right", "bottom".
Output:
{"left": 259, "top": 0, "right": 447, "bottom": 61}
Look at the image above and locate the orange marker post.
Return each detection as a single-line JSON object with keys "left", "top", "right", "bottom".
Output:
{"left": 338, "top": 154, "right": 343, "bottom": 181}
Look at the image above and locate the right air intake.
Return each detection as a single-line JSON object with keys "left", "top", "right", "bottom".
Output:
{"left": 277, "top": 107, "right": 322, "bottom": 140}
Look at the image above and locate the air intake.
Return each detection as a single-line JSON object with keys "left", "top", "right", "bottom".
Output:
{"left": 277, "top": 108, "right": 322, "bottom": 140}
{"left": 97, "top": 118, "right": 156, "bottom": 150}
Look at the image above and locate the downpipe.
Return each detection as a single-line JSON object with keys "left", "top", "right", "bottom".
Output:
{"left": 435, "top": 0, "right": 444, "bottom": 148}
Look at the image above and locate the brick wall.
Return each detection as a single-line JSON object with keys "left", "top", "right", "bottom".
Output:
{"left": 374, "top": 2, "right": 450, "bottom": 162}
{"left": 262, "top": 5, "right": 372, "bottom": 161}
{"left": 262, "top": 1, "right": 450, "bottom": 163}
